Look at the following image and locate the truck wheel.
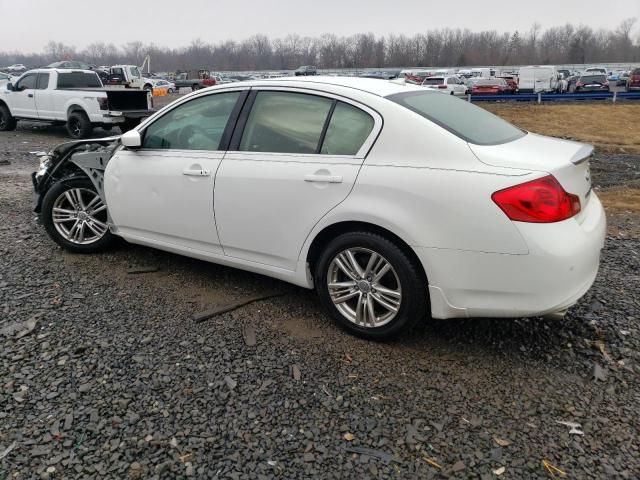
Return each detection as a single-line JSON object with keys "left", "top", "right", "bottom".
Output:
{"left": 41, "top": 176, "right": 114, "bottom": 253}
{"left": 67, "top": 112, "right": 93, "bottom": 139}
{"left": 0, "top": 104, "right": 17, "bottom": 131}
{"left": 191, "top": 84, "right": 199, "bottom": 91}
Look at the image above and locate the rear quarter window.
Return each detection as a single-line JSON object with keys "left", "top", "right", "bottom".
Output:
{"left": 387, "top": 91, "right": 525, "bottom": 145}
{"left": 57, "top": 72, "right": 102, "bottom": 88}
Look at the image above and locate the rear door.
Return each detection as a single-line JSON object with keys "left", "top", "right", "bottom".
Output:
{"left": 10, "top": 73, "right": 38, "bottom": 118}
{"left": 214, "top": 88, "right": 381, "bottom": 270}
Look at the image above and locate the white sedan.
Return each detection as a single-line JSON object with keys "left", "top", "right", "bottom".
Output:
{"left": 32, "top": 77, "right": 606, "bottom": 340}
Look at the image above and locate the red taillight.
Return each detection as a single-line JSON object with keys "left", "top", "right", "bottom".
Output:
{"left": 576, "top": 82, "right": 584, "bottom": 87}
{"left": 492, "top": 175, "right": 581, "bottom": 223}
{"left": 437, "top": 84, "right": 447, "bottom": 89}
{"left": 97, "top": 97, "right": 108, "bottom": 110}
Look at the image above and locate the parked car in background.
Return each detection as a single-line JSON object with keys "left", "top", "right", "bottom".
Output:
{"left": 106, "top": 65, "right": 145, "bottom": 89}
{"left": 557, "top": 69, "right": 571, "bottom": 80}
{"left": 360, "top": 71, "right": 401, "bottom": 80}
{"left": 572, "top": 74, "right": 609, "bottom": 93}
{"left": 496, "top": 75, "right": 518, "bottom": 93}
{"left": 584, "top": 67, "right": 607, "bottom": 75}
{"left": 294, "top": 65, "right": 317, "bottom": 76}
{"left": 152, "top": 79, "right": 176, "bottom": 93}
{"left": 471, "top": 78, "right": 510, "bottom": 95}
{"left": 626, "top": 68, "right": 640, "bottom": 91}
{"left": 421, "top": 76, "right": 467, "bottom": 96}
{"left": 616, "top": 71, "right": 630, "bottom": 86}
{"left": 6, "top": 64, "right": 27, "bottom": 74}
{"left": 31, "top": 77, "right": 605, "bottom": 340}
{"left": 174, "top": 70, "right": 217, "bottom": 91}
{"left": 518, "top": 66, "right": 560, "bottom": 93}
{"left": 0, "top": 69, "right": 153, "bottom": 138}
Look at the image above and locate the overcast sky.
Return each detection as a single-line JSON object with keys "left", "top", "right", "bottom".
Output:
{"left": 1, "top": 0, "right": 638, "bottom": 52}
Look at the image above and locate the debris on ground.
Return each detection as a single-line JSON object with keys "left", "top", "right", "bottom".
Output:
{"left": 555, "top": 421, "right": 584, "bottom": 436}
{"left": 126, "top": 265, "right": 159, "bottom": 274}
{"left": 243, "top": 324, "right": 257, "bottom": 346}
{"left": 343, "top": 433, "right": 355, "bottom": 441}
{"left": 593, "top": 362, "right": 608, "bottom": 382}
{"left": 493, "top": 437, "right": 511, "bottom": 447}
{"left": 290, "top": 364, "right": 301, "bottom": 381}
{"left": 542, "top": 459, "right": 566, "bottom": 478}
{"left": 193, "top": 293, "right": 285, "bottom": 322}
{"left": 345, "top": 446, "right": 399, "bottom": 465}
{"left": 493, "top": 466, "right": 506, "bottom": 475}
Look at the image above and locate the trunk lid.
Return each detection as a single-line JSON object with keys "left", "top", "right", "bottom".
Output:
{"left": 469, "top": 133, "right": 594, "bottom": 220}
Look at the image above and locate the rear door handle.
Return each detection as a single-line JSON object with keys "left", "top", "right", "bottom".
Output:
{"left": 28, "top": 93, "right": 34, "bottom": 98}
{"left": 182, "top": 168, "right": 211, "bottom": 176}
{"left": 304, "top": 174, "right": 343, "bottom": 183}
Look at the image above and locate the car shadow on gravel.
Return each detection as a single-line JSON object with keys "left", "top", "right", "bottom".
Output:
{"left": 14, "top": 121, "right": 118, "bottom": 140}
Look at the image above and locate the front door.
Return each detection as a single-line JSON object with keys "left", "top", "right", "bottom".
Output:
{"left": 10, "top": 72, "right": 38, "bottom": 118}
{"left": 104, "top": 90, "right": 245, "bottom": 255}
{"left": 215, "top": 89, "right": 381, "bottom": 270}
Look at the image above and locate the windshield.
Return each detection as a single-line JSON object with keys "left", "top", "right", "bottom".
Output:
{"left": 57, "top": 72, "right": 102, "bottom": 88}
{"left": 387, "top": 91, "right": 526, "bottom": 145}
{"left": 580, "top": 75, "right": 607, "bottom": 83}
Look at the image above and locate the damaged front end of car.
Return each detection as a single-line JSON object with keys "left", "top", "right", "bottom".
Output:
{"left": 32, "top": 137, "right": 121, "bottom": 214}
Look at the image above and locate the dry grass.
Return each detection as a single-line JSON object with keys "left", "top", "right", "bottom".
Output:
{"left": 597, "top": 187, "right": 640, "bottom": 212}
{"left": 482, "top": 103, "right": 640, "bottom": 154}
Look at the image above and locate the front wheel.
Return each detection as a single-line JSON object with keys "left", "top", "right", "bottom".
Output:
{"left": 314, "top": 232, "right": 428, "bottom": 340}
{"left": 41, "top": 177, "right": 114, "bottom": 253}
{"left": 0, "top": 103, "right": 17, "bottom": 131}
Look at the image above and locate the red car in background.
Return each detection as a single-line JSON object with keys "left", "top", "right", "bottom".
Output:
{"left": 497, "top": 76, "right": 518, "bottom": 93}
{"left": 471, "top": 78, "right": 510, "bottom": 95}
{"left": 627, "top": 68, "right": 640, "bottom": 91}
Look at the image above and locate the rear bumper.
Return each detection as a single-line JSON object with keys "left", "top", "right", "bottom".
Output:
{"left": 419, "top": 193, "right": 606, "bottom": 319}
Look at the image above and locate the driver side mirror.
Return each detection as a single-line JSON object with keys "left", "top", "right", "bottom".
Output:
{"left": 121, "top": 129, "right": 142, "bottom": 148}
{"left": 6, "top": 83, "right": 13, "bottom": 91}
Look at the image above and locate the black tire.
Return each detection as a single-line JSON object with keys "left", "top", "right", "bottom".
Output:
{"left": 0, "top": 103, "right": 17, "bottom": 131}
{"left": 191, "top": 84, "right": 199, "bottom": 91}
{"left": 168, "top": 88, "right": 174, "bottom": 94}
{"left": 314, "top": 231, "right": 429, "bottom": 340}
{"left": 66, "top": 111, "right": 92, "bottom": 139}
{"left": 41, "top": 177, "right": 114, "bottom": 253}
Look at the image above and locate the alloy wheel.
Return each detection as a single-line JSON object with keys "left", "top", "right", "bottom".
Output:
{"left": 327, "top": 247, "right": 402, "bottom": 328}
{"left": 51, "top": 188, "right": 108, "bottom": 244}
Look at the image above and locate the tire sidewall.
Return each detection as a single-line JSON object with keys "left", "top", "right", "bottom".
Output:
{"left": 41, "top": 177, "right": 114, "bottom": 253}
{"left": 0, "top": 104, "right": 17, "bottom": 131}
{"left": 315, "top": 232, "right": 428, "bottom": 340}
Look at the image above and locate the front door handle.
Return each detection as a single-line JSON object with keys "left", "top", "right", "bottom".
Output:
{"left": 28, "top": 93, "right": 34, "bottom": 98}
{"left": 182, "top": 168, "right": 211, "bottom": 176}
{"left": 304, "top": 174, "right": 343, "bottom": 183}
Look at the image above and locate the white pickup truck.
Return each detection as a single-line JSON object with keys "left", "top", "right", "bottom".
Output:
{"left": 0, "top": 69, "right": 154, "bottom": 138}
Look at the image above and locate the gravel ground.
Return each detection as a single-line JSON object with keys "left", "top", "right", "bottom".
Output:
{"left": 1, "top": 123, "right": 639, "bottom": 479}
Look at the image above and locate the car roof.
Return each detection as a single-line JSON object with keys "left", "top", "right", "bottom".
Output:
{"left": 224, "top": 76, "right": 423, "bottom": 97}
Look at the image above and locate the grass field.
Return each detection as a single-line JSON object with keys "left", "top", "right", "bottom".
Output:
{"left": 482, "top": 102, "right": 640, "bottom": 154}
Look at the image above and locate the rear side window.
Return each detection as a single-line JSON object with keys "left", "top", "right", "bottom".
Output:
{"left": 240, "top": 91, "right": 333, "bottom": 154}
{"left": 321, "top": 102, "right": 374, "bottom": 155}
{"left": 143, "top": 91, "right": 240, "bottom": 150}
{"left": 57, "top": 72, "right": 102, "bottom": 88}
{"left": 36, "top": 73, "right": 49, "bottom": 89}
{"left": 422, "top": 78, "right": 444, "bottom": 85}
{"left": 632, "top": 69, "right": 640, "bottom": 75}
{"left": 387, "top": 91, "right": 525, "bottom": 145}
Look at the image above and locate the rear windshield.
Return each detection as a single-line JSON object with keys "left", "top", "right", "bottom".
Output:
{"left": 57, "top": 72, "right": 102, "bottom": 88}
{"left": 631, "top": 69, "right": 640, "bottom": 76}
{"left": 580, "top": 75, "right": 606, "bottom": 83}
{"left": 387, "top": 91, "right": 525, "bottom": 145}
{"left": 422, "top": 77, "right": 444, "bottom": 85}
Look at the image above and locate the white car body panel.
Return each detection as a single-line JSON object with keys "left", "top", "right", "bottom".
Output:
{"left": 99, "top": 77, "right": 606, "bottom": 320}
{"left": 518, "top": 66, "right": 559, "bottom": 93}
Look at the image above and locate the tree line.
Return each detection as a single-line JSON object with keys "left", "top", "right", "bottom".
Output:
{"left": 1, "top": 19, "right": 638, "bottom": 72}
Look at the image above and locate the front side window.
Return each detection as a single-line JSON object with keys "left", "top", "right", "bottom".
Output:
{"left": 142, "top": 91, "right": 240, "bottom": 150}
{"left": 239, "top": 91, "right": 333, "bottom": 154}
{"left": 321, "top": 102, "right": 374, "bottom": 155}
{"left": 36, "top": 73, "right": 50, "bottom": 89}
{"left": 16, "top": 74, "right": 37, "bottom": 90}
{"left": 388, "top": 91, "right": 525, "bottom": 145}
{"left": 130, "top": 67, "right": 141, "bottom": 79}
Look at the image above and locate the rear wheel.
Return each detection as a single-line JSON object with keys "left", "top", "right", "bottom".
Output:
{"left": 41, "top": 177, "right": 114, "bottom": 253}
{"left": 0, "top": 103, "right": 17, "bottom": 131}
{"left": 66, "top": 111, "right": 92, "bottom": 139}
{"left": 315, "top": 232, "right": 428, "bottom": 340}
